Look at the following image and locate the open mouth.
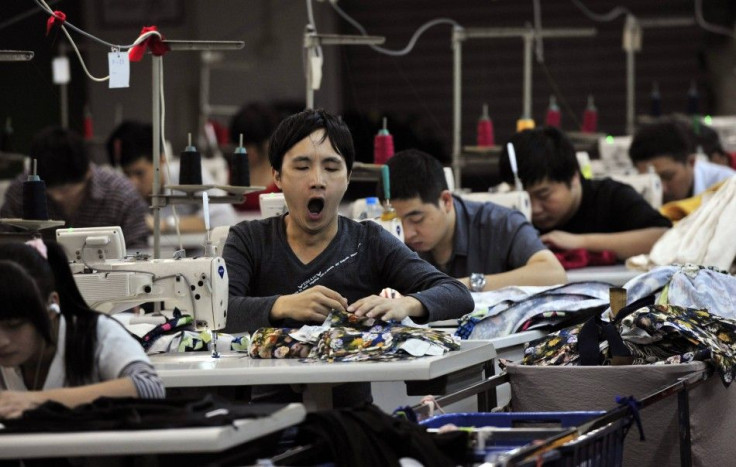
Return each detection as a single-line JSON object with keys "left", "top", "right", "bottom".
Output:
{"left": 307, "top": 198, "right": 325, "bottom": 217}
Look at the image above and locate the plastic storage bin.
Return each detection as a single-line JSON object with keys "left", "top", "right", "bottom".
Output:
{"left": 421, "top": 411, "right": 629, "bottom": 466}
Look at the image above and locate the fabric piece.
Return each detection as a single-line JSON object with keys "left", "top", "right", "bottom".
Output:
{"left": 457, "top": 281, "right": 612, "bottom": 339}
{"left": 419, "top": 195, "right": 547, "bottom": 277}
{"left": 619, "top": 304, "right": 736, "bottom": 385}
{"left": 223, "top": 215, "right": 474, "bottom": 333}
{"left": 0, "top": 395, "right": 285, "bottom": 433}
{"left": 659, "top": 179, "right": 726, "bottom": 222}
{"left": 540, "top": 177, "right": 671, "bottom": 235}
{"left": 0, "top": 164, "right": 150, "bottom": 249}
{"left": 292, "top": 403, "right": 468, "bottom": 467}
{"left": 249, "top": 309, "right": 459, "bottom": 363}
{"left": 1, "top": 315, "right": 153, "bottom": 391}
{"left": 553, "top": 248, "right": 618, "bottom": 270}
{"left": 640, "top": 175, "right": 736, "bottom": 271}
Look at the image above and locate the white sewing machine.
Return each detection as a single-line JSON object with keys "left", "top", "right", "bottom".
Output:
{"left": 56, "top": 226, "right": 228, "bottom": 331}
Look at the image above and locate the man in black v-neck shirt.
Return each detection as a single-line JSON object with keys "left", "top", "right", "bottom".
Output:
{"left": 500, "top": 127, "right": 671, "bottom": 260}
{"left": 223, "top": 109, "right": 473, "bottom": 407}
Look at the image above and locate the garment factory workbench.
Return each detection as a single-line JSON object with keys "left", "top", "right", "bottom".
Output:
{"left": 0, "top": 402, "right": 305, "bottom": 459}
{"left": 150, "top": 340, "right": 496, "bottom": 411}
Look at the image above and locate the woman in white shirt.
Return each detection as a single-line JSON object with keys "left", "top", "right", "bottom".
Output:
{"left": 0, "top": 241, "right": 164, "bottom": 418}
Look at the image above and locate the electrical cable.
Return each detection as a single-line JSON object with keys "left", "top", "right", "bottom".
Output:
{"left": 694, "top": 0, "right": 736, "bottom": 38}
{"left": 329, "top": 1, "right": 460, "bottom": 57}
{"left": 570, "top": 0, "right": 630, "bottom": 22}
{"left": 157, "top": 63, "right": 184, "bottom": 251}
{"left": 539, "top": 60, "right": 583, "bottom": 130}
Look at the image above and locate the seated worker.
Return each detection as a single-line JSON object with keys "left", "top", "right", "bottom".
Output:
{"left": 223, "top": 109, "right": 473, "bottom": 406}
{"left": 0, "top": 126, "right": 149, "bottom": 249}
{"left": 228, "top": 102, "right": 282, "bottom": 211}
{"left": 384, "top": 149, "right": 566, "bottom": 291}
{"left": 0, "top": 241, "right": 164, "bottom": 418}
{"left": 629, "top": 119, "right": 736, "bottom": 202}
{"left": 106, "top": 121, "right": 238, "bottom": 232}
{"left": 499, "top": 127, "right": 671, "bottom": 260}
{"left": 695, "top": 123, "right": 736, "bottom": 169}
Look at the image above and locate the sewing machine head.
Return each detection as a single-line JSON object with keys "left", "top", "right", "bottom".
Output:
{"left": 56, "top": 227, "right": 227, "bottom": 330}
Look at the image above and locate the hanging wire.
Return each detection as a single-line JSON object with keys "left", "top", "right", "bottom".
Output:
{"left": 570, "top": 0, "right": 630, "bottom": 22}
{"left": 539, "top": 61, "right": 583, "bottom": 130}
{"left": 694, "top": 0, "right": 736, "bottom": 38}
{"left": 329, "top": 1, "right": 460, "bottom": 57}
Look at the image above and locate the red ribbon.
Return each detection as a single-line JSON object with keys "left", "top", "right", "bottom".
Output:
{"left": 128, "top": 26, "right": 170, "bottom": 62}
{"left": 45, "top": 10, "right": 66, "bottom": 36}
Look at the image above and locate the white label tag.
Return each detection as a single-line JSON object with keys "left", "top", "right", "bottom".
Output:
{"left": 52, "top": 56, "right": 70, "bottom": 84}
{"left": 309, "top": 54, "right": 323, "bottom": 90}
{"left": 108, "top": 52, "right": 130, "bottom": 88}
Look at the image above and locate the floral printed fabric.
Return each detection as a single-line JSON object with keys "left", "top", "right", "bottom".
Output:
{"left": 248, "top": 309, "right": 460, "bottom": 362}
{"left": 522, "top": 304, "right": 736, "bottom": 386}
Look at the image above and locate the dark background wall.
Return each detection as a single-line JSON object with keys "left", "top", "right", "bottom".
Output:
{"left": 2, "top": 0, "right": 734, "bottom": 168}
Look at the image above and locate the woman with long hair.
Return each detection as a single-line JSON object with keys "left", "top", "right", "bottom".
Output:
{"left": 0, "top": 240, "right": 164, "bottom": 418}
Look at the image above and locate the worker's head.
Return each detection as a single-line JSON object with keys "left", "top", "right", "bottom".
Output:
{"left": 696, "top": 124, "right": 732, "bottom": 167}
{"left": 229, "top": 102, "right": 281, "bottom": 161}
{"left": 629, "top": 120, "right": 695, "bottom": 202}
{"left": 383, "top": 149, "right": 454, "bottom": 253}
{"left": 105, "top": 121, "right": 157, "bottom": 198}
{"left": 499, "top": 127, "right": 582, "bottom": 231}
{"left": 0, "top": 243, "right": 58, "bottom": 367}
{"left": 31, "top": 126, "right": 92, "bottom": 209}
{"left": 268, "top": 109, "right": 354, "bottom": 234}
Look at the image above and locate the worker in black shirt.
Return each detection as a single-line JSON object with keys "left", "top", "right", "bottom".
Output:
{"left": 499, "top": 127, "right": 671, "bottom": 260}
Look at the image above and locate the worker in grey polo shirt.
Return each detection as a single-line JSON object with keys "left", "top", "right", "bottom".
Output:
{"left": 383, "top": 149, "right": 566, "bottom": 292}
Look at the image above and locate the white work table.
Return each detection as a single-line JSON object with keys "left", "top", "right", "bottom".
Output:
{"left": 151, "top": 340, "right": 496, "bottom": 411}
{"left": 566, "top": 265, "right": 640, "bottom": 286}
{"left": 0, "top": 402, "right": 305, "bottom": 460}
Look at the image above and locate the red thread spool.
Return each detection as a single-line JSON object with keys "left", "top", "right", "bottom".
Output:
{"left": 545, "top": 96, "right": 561, "bottom": 128}
{"left": 476, "top": 103, "right": 494, "bottom": 147}
{"left": 581, "top": 95, "right": 598, "bottom": 133}
{"left": 373, "top": 117, "right": 394, "bottom": 165}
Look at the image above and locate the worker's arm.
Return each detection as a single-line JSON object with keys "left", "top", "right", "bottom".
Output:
{"left": 0, "top": 378, "right": 138, "bottom": 419}
{"left": 540, "top": 227, "right": 668, "bottom": 260}
{"left": 459, "top": 249, "right": 567, "bottom": 291}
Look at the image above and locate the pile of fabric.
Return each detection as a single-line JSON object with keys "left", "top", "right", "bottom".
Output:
{"left": 114, "top": 310, "right": 249, "bottom": 354}
{"left": 455, "top": 282, "right": 612, "bottom": 340}
{"left": 248, "top": 309, "right": 460, "bottom": 362}
{"left": 520, "top": 264, "right": 736, "bottom": 386}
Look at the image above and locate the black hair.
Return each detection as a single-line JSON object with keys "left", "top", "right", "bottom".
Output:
{"left": 105, "top": 120, "right": 155, "bottom": 168}
{"left": 0, "top": 260, "right": 52, "bottom": 344}
{"left": 499, "top": 126, "right": 579, "bottom": 187}
{"left": 381, "top": 149, "right": 448, "bottom": 204}
{"left": 629, "top": 120, "right": 694, "bottom": 164}
{"left": 268, "top": 108, "right": 355, "bottom": 172}
{"left": 31, "top": 126, "right": 89, "bottom": 187}
{"left": 0, "top": 242, "right": 99, "bottom": 387}
{"left": 695, "top": 124, "right": 726, "bottom": 158}
{"left": 229, "top": 102, "right": 281, "bottom": 148}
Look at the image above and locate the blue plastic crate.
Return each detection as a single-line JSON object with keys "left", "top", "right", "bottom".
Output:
{"left": 421, "top": 412, "right": 615, "bottom": 466}
{"left": 421, "top": 411, "right": 605, "bottom": 430}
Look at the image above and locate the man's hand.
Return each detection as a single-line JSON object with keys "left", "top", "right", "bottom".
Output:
{"left": 540, "top": 230, "right": 585, "bottom": 251}
{"left": 271, "top": 285, "right": 348, "bottom": 323}
{"left": 348, "top": 295, "right": 424, "bottom": 322}
{"left": 0, "top": 391, "right": 44, "bottom": 419}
